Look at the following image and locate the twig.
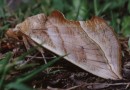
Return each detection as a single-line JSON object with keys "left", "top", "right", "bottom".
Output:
{"left": 66, "top": 82, "right": 130, "bottom": 90}
{"left": 83, "top": 82, "right": 130, "bottom": 86}
{"left": 83, "top": 82, "right": 130, "bottom": 89}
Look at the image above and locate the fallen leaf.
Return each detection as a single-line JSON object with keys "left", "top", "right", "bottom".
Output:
{"left": 7, "top": 10, "right": 122, "bottom": 80}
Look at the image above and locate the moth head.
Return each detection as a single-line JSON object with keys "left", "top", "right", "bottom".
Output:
{"left": 12, "top": 20, "right": 30, "bottom": 36}
{"left": 5, "top": 21, "right": 29, "bottom": 40}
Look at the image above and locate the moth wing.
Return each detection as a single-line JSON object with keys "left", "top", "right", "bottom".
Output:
{"left": 13, "top": 11, "right": 122, "bottom": 80}
{"left": 79, "top": 16, "right": 122, "bottom": 79}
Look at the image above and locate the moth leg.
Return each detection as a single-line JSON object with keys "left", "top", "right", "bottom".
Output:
{"left": 22, "top": 36, "right": 31, "bottom": 50}
{"left": 25, "top": 36, "right": 48, "bottom": 65}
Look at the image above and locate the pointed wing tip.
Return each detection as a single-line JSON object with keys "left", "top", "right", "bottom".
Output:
{"left": 117, "top": 74, "right": 123, "bottom": 80}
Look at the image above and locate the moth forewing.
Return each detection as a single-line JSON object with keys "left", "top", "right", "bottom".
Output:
{"left": 11, "top": 10, "right": 122, "bottom": 80}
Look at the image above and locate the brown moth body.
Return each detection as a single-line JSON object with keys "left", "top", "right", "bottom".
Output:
{"left": 9, "top": 10, "right": 122, "bottom": 80}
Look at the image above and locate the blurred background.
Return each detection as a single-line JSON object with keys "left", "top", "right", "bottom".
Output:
{"left": 0, "top": 0, "right": 130, "bottom": 37}
{"left": 0, "top": 0, "right": 130, "bottom": 89}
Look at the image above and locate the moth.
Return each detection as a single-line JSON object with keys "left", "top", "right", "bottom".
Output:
{"left": 7, "top": 10, "right": 122, "bottom": 80}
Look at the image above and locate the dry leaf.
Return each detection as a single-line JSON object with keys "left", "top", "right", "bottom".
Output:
{"left": 8, "top": 10, "right": 122, "bottom": 80}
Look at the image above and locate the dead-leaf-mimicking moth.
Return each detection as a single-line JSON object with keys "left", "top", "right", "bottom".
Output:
{"left": 6, "top": 10, "right": 122, "bottom": 80}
